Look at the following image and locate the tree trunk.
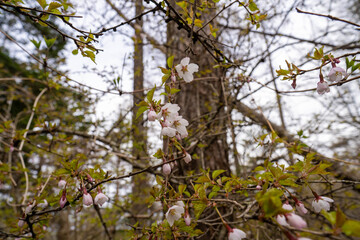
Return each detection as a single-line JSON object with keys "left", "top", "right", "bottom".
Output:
{"left": 166, "top": 1, "right": 230, "bottom": 173}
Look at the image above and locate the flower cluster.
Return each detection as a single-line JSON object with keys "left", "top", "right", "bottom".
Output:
{"left": 317, "top": 59, "right": 346, "bottom": 95}
{"left": 276, "top": 203, "right": 307, "bottom": 229}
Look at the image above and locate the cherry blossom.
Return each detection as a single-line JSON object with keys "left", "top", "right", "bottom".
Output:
{"left": 276, "top": 214, "right": 290, "bottom": 227}
{"left": 295, "top": 201, "right": 308, "bottom": 215}
{"left": 59, "top": 189, "right": 67, "bottom": 208}
{"left": 312, "top": 196, "right": 334, "bottom": 213}
{"left": 18, "top": 219, "right": 25, "bottom": 228}
{"left": 163, "top": 163, "right": 171, "bottom": 175}
{"left": 161, "top": 103, "right": 180, "bottom": 120}
{"left": 328, "top": 66, "right": 346, "bottom": 82}
{"left": 285, "top": 213, "right": 307, "bottom": 229}
{"left": 165, "top": 204, "right": 185, "bottom": 226}
{"left": 25, "top": 201, "right": 36, "bottom": 215}
{"left": 175, "top": 57, "right": 199, "bottom": 83}
{"left": 317, "top": 81, "right": 330, "bottom": 95}
{"left": 58, "top": 179, "right": 66, "bottom": 189}
{"left": 171, "top": 115, "right": 189, "bottom": 138}
{"left": 183, "top": 152, "right": 192, "bottom": 164}
{"left": 184, "top": 211, "right": 191, "bottom": 226}
{"left": 282, "top": 203, "right": 293, "bottom": 211}
{"left": 94, "top": 193, "right": 109, "bottom": 207}
{"left": 161, "top": 126, "right": 177, "bottom": 137}
{"left": 148, "top": 110, "right": 158, "bottom": 121}
{"left": 255, "top": 185, "right": 262, "bottom": 190}
{"left": 83, "top": 188, "right": 93, "bottom": 207}
{"left": 298, "top": 238, "right": 312, "bottom": 240}
{"left": 227, "top": 227, "right": 247, "bottom": 240}
{"left": 38, "top": 200, "right": 48, "bottom": 209}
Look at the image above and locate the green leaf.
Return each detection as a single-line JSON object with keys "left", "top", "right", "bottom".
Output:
{"left": 248, "top": 1, "right": 258, "bottom": 11}
{"left": 155, "top": 175, "right": 164, "bottom": 185}
{"left": 323, "top": 211, "right": 336, "bottom": 225}
{"left": 167, "top": 55, "right": 174, "bottom": 68}
{"left": 195, "top": 176, "right": 211, "bottom": 183}
{"left": 136, "top": 106, "right": 148, "bottom": 119}
{"left": 194, "top": 19, "right": 203, "bottom": 27}
{"left": 342, "top": 220, "right": 360, "bottom": 237}
{"left": 253, "top": 166, "right": 265, "bottom": 172}
{"left": 72, "top": 49, "right": 78, "bottom": 55}
{"left": 193, "top": 201, "right": 207, "bottom": 219}
{"left": 170, "top": 88, "right": 180, "bottom": 95}
{"left": 43, "top": 36, "right": 56, "bottom": 48}
{"left": 147, "top": 86, "right": 156, "bottom": 103}
{"left": 351, "top": 63, "right": 360, "bottom": 72}
{"left": 257, "top": 188, "right": 283, "bottom": 217}
{"left": 178, "top": 184, "right": 186, "bottom": 194}
{"left": 30, "top": 39, "right": 41, "bottom": 49}
{"left": 212, "top": 170, "right": 226, "bottom": 179}
{"left": 48, "top": 2, "right": 62, "bottom": 12}
{"left": 37, "top": 0, "right": 47, "bottom": 9}
{"left": 84, "top": 50, "right": 96, "bottom": 63}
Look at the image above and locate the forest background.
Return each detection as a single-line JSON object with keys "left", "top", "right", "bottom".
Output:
{"left": 0, "top": 0, "right": 360, "bottom": 239}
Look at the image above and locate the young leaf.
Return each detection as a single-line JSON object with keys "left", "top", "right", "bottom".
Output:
{"left": 167, "top": 55, "right": 174, "bottom": 68}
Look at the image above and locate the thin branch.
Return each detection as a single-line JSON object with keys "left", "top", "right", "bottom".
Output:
{"left": 18, "top": 88, "right": 48, "bottom": 205}
{"left": 296, "top": 8, "right": 360, "bottom": 28}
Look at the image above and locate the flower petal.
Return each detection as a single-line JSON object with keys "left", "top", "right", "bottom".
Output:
{"left": 180, "top": 57, "right": 190, "bottom": 66}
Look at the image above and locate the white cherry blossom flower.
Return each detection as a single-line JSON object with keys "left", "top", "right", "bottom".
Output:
{"left": 312, "top": 196, "right": 333, "bottom": 213}
{"left": 148, "top": 110, "right": 158, "bottom": 121}
{"left": 228, "top": 228, "right": 247, "bottom": 240}
{"left": 166, "top": 205, "right": 184, "bottom": 226}
{"left": 317, "top": 81, "right": 330, "bottom": 95}
{"left": 171, "top": 115, "right": 189, "bottom": 138}
{"left": 94, "top": 193, "right": 109, "bottom": 207}
{"left": 183, "top": 152, "right": 192, "bottom": 163}
{"left": 161, "top": 126, "right": 177, "bottom": 137}
{"left": 83, "top": 191, "right": 93, "bottom": 207}
{"left": 161, "top": 103, "right": 180, "bottom": 120}
{"left": 38, "top": 200, "right": 48, "bottom": 209}
{"left": 276, "top": 214, "right": 290, "bottom": 227}
{"left": 328, "top": 67, "right": 346, "bottom": 82}
{"left": 58, "top": 180, "right": 67, "bottom": 189}
{"left": 184, "top": 214, "right": 191, "bottom": 226}
{"left": 25, "top": 201, "right": 36, "bottom": 215}
{"left": 175, "top": 57, "right": 199, "bottom": 83}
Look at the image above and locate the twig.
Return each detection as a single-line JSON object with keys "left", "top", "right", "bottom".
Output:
{"left": 296, "top": 8, "right": 360, "bottom": 28}
{"left": 18, "top": 88, "right": 48, "bottom": 205}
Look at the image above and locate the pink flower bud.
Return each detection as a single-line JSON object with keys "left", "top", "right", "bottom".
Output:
{"left": 286, "top": 213, "right": 307, "bottom": 229}
{"left": 184, "top": 212, "right": 191, "bottom": 226}
{"left": 18, "top": 219, "right": 25, "bottom": 228}
{"left": 183, "top": 152, "right": 192, "bottom": 164}
{"left": 148, "top": 110, "right": 157, "bottom": 121}
{"left": 83, "top": 189, "right": 93, "bottom": 207}
{"left": 317, "top": 81, "right": 330, "bottom": 95}
{"left": 295, "top": 201, "right": 308, "bottom": 215}
{"left": 226, "top": 224, "right": 246, "bottom": 240}
{"left": 60, "top": 189, "right": 67, "bottom": 208}
{"left": 162, "top": 163, "right": 171, "bottom": 175}
{"left": 256, "top": 185, "right": 262, "bottom": 190}
{"left": 58, "top": 180, "right": 66, "bottom": 189}
{"left": 94, "top": 193, "right": 109, "bottom": 207}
